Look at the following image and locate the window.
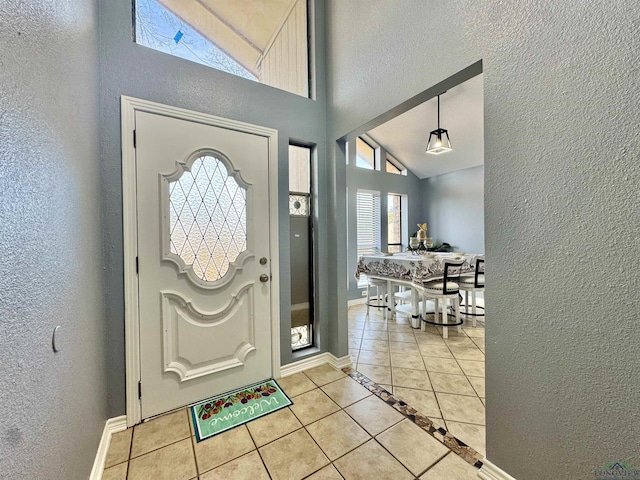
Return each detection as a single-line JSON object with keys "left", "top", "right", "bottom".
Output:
{"left": 168, "top": 155, "right": 247, "bottom": 282}
{"left": 355, "top": 138, "right": 376, "bottom": 170}
{"left": 386, "top": 154, "right": 407, "bottom": 175}
{"left": 387, "top": 194, "right": 402, "bottom": 253}
{"left": 134, "top": 0, "right": 310, "bottom": 98}
{"left": 386, "top": 160, "right": 401, "bottom": 175}
{"left": 289, "top": 145, "right": 311, "bottom": 216}
{"left": 289, "top": 144, "right": 314, "bottom": 350}
{"left": 356, "top": 190, "right": 381, "bottom": 286}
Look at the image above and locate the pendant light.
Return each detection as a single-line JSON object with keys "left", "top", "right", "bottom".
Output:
{"left": 426, "top": 94, "right": 452, "bottom": 155}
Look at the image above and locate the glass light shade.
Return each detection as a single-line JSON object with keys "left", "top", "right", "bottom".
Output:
{"left": 426, "top": 128, "right": 452, "bottom": 155}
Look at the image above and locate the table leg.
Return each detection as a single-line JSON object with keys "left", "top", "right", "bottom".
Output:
{"left": 387, "top": 280, "right": 393, "bottom": 321}
{"left": 441, "top": 298, "right": 448, "bottom": 339}
{"left": 410, "top": 287, "right": 421, "bottom": 329}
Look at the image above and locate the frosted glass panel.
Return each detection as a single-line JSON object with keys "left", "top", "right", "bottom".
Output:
{"left": 289, "top": 194, "right": 309, "bottom": 216}
{"left": 289, "top": 145, "right": 310, "bottom": 193}
{"left": 169, "top": 155, "right": 247, "bottom": 281}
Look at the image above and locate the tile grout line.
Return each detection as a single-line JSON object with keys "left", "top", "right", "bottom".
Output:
{"left": 187, "top": 409, "right": 200, "bottom": 479}
{"left": 449, "top": 319, "right": 486, "bottom": 428}
{"left": 344, "top": 367, "right": 484, "bottom": 469}
{"left": 244, "top": 416, "right": 275, "bottom": 480}
{"left": 126, "top": 425, "right": 134, "bottom": 479}
{"left": 127, "top": 434, "right": 192, "bottom": 462}
{"left": 289, "top": 370, "right": 358, "bottom": 479}
{"left": 418, "top": 450, "right": 455, "bottom": 477}
{"left": 326, "top": 355, "right": 449, "bottom": 476}
{"left": 299, "top": 365, "right": 419, "bottom": 477}
{"left": 444, "top": 327, "right": 485, "bottom": 406}
{"left": 350, "top": 305, "right": 486, "bottom": 451}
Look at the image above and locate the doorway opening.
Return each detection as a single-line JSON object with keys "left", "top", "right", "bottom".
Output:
{"left": 340, "top": 61, "right": 487, "bottom": 457}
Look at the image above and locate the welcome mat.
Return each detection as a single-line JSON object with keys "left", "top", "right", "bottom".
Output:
{"left": 190, "top": 379, "right": 292, "bottom": 442}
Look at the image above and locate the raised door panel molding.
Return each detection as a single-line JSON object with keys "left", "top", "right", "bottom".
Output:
{"left": 161, "top": 283, "right": 256, "bottom": 382}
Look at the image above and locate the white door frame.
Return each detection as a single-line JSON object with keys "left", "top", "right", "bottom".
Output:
{"left": 121, "top": 96, "right": 281, "bottom": 427}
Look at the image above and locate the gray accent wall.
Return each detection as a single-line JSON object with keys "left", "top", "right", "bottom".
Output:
{"left": 99, "top": 1, "right": 329, "bottom": 415}
{"left": 423, "top": 166, "right": 485, "bottom": 254}
{"left": 0, "top": 1, "right": 106, "bottom": 478}
{"left": 346, "top": 145, "right": 424, "bottom": 301}
{"left": 326, "top": 1, "right": 640, "bottom": 478}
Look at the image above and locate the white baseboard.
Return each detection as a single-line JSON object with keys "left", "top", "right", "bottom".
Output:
{"left": 478, "top": 459, "right": 517, "bottom": 480}
{"left": 279, "top": 352, "right": 352, "bottom": 377}
{"left": 90, "top": 415, "right": 127, "bottom": 480}
{"left": 348, "top": 297, "right": 366, "bottom": 306}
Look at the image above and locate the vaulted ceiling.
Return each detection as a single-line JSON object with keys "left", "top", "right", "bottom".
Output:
{"left": 367, "top": 74, "right": 484, "bottom": 179}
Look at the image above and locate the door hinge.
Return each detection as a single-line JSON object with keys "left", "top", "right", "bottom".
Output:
{"left": 136, "top": 256, "right": 139, "bottom": 274}
{"left": 138, "top": 381, "right": 142, "bottom": 399}
{"left": 133, "top": 129, "right": 136, "bottom": 148}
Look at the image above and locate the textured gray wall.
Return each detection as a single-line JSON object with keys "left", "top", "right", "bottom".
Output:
{"left": 0, "top": 1, "right": 106, "bottom": 478}
{"left": 99, "top": 1, "right": 329, "bottom": 415}
{"left": 423, "top": 166, "right": 485, "bottom": 254}
{"left": 326, "top": 1, "right": 640, "bottom": 478}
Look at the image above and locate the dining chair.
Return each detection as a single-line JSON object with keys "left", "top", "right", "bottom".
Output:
{"left": 419, "top": 258, "right": 464, "bottom": 339}
{"left": 458, "top": 255, "right": 485, "bottom": 327}
{"left": 392, "top": 283, "right": 412, "bottom": 309}
{"left": 389, "top": 281, "right": 416, "bottom": 320}
{"left": 365, "top": 276, "right": 389, "bottom": 320}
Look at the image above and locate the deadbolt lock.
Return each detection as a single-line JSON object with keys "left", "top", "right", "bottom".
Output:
{"left": 259, "top": 274, "right": 269, "bottom": 283}
{"left": 259, "top": 257, "right": 268, "bottom": 265}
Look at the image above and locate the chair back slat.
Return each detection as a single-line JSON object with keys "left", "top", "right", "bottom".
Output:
{"left": 475, "top": 256, "right": 485, "bottom": 288}
{"left": 442, "top": 258, "right": 464, "bottom": 294}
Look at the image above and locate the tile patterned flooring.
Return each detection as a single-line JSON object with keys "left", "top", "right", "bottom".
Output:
{"left": 103, "top": 362, "right": 480, "bottom": 479}
{"left": 348, "top": 303, "right": 486, "bottom": 458}
{"left": 102, "top": 303, "right": 485, "bottom": 479}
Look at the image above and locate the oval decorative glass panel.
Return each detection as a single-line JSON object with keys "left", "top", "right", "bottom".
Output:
{"left": 168, "top": 155, "right": 247, "bottom": 282}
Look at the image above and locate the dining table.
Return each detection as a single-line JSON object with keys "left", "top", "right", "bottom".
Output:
{"left": 355, "top": 252, "right": 477, "bottom": 328}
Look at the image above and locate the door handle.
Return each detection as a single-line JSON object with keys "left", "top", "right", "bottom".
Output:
{"left": 259, "top": 274, "right": 269, "bottom": 283}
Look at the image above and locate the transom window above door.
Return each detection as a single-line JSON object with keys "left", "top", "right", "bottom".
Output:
{"left": 134, "top": 0, "right": 310, "bottom": 98}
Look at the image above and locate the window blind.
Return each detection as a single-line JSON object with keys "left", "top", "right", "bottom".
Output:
{"left": 356, "top": 190, "right": 381, "bottom": 258}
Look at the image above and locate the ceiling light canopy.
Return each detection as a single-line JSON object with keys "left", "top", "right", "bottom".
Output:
{"left": 426, "top": 94, "right": 452, "bottom": 155}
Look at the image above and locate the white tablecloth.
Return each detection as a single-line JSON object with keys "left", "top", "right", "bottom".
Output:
{"left": 355, "top": 252, "right": 477, "bottom": 285}
{"left": 355, "top": 252, "right": 480, "bottom": 328}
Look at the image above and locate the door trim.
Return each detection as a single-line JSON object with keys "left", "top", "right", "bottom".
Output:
{"left": 121, "top": 96, "right": 280, "bottom": 427}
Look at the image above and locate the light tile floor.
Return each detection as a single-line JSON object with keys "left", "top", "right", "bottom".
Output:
{"left": 103, "top": 364, "right": 480, "bottom": 479}
{"left": 348, "top": 302, "right": 486, "bottom": 457}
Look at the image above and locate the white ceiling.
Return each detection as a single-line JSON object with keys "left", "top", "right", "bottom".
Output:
{"left": 367, "top": 74, "right": 484, "bottom": 179}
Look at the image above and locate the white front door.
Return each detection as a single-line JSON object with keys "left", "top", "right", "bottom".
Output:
{"left": 135, "top": 110, "right": 273, "bottom": 420}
